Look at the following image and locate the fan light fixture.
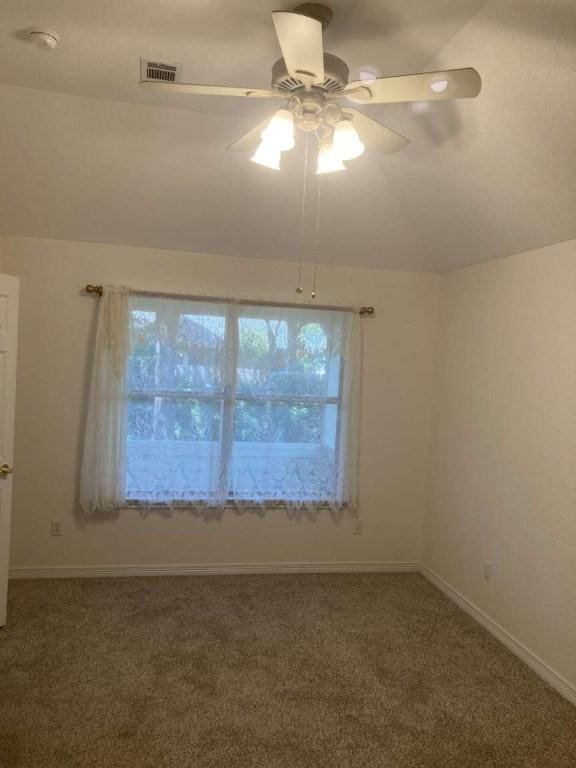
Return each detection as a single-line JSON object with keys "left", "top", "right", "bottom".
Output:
{"left": 316, "top": 141, "right": 346, "bottom": 174}
{"left": 251, "top": 142, "right": 282, "bottom": 170}
{"left": 333, "top": 119, "right": 365, "bottom": 161}
{"left": 140, "top": 4, "right": 482, "bottom": 175}
{"left": 261, "top": 109, "right": 295, "bottom": 151}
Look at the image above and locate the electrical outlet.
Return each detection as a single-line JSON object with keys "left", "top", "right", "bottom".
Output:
{"left": 483, "top": 560, "right": 493, "bottom": 583}
{"left": 50, "top": 519, "right": 63, "bottom": 537}
{"left": 353, "top": 518, "right": 363, "bottom": 535}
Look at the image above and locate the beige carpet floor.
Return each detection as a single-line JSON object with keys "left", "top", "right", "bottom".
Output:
{"left": 0, "top": 573, "right": 574, "bottom": 767}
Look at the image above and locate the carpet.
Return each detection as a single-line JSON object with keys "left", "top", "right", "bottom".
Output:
{"left": 0, "top": 573, "right": 574, "bottom": 767}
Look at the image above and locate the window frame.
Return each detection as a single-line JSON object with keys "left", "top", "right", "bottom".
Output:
{"left": 123, "top": 298, "right": 348, "bottom": 507}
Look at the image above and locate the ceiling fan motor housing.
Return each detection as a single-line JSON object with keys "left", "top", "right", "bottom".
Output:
{"left": 271, "top": 53, "right": 350, "bottom": 96}
{"left": 292, "top": 3, "right": 334, "bottom": 28}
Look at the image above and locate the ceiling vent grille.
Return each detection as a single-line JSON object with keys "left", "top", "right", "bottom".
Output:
{"left": 140, "top": 59, "right": 180, "bottom": 83}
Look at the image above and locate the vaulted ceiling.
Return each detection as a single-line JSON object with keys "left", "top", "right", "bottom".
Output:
{"left": 0, "top": 0, "right": 574, "bottom": 271}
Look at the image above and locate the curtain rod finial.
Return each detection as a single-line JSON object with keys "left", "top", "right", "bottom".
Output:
{"left": 359, "top": 306, "right": 374, "bottom": 316}
{"left": 85, "top": 284, "right": 103, "bottom": 297}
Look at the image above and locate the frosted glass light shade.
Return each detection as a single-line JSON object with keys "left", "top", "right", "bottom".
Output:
{"left": 316, "top": 143, "right": 346, "bottom": 174}
{"left": 333, "top": 120, "right": 365, "bottom": 161}
{"left": 261, "top": 109, "right": 295, "bottom": 152}
{"left": 251, "top": 142, "right": 281, "bottom": 170}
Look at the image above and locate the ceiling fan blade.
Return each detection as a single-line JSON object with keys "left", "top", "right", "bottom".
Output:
{"left": 345, "top": 68, "right": 482, "bottom": 104}
{"left": 272, "top": 11, "right": 325, "bottom": 85}
{"left": 342, "top": 109, "right": 409, "bottom": 154}
{"left": 140, "top": 81, "right": 278, "bottom": 98}
{"left": 226, "top": 116, "right": 275, "bottom": 154}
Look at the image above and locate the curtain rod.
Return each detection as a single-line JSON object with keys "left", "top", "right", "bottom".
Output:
{"left": 83, "top": 285, "right": 375, "bottom": 316}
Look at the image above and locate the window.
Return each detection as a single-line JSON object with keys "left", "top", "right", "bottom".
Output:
{"left": 80, "top": 288, "right": 360, "bottom": 516}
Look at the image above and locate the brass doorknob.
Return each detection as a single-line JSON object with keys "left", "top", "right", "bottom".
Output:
{"left": 0, "top": 463, "right": 14, "bottom": 476}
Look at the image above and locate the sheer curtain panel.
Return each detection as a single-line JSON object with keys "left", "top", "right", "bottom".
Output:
{"left": 80, "top": 286, "right": 130, "bottom": 514}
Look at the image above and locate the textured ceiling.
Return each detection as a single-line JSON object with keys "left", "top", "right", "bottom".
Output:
{"left": 0, "top": 0, "right": 574, "bottom": 272}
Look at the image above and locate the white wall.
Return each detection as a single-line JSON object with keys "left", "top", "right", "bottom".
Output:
{"left": 3, "top": 235, "right": 439, "bottom": 569}
{"left": 426, "top": 239, "right": 576, "bottom": 689}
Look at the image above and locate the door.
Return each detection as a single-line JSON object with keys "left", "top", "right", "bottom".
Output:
{"left": 0, "top": 274, "right": 19, "bottom": 626}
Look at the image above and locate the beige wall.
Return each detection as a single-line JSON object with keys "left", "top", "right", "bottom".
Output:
{"left": 426, "top": 239, "right": 576, "bottom": 688}
{"left": 4, "top": 233, "right": 576, "bottom": 691}
{"left": 3, "top": 235, "right": 439, "bottom": 569}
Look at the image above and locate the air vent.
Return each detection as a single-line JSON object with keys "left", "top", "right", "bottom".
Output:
{"left": 318, "top": 76, "right": 344, "bottom": 94}
{"left": 275, "top": 74, "right": 344, "bottom": 95}
{"left": 140, "top": 59, "right": 181, "bottom": 83}
{"left": 271, "top": 53, "right": 349, "bottom": 96}
{"left": 275, "top": 75, "right": 305, "bottom": 94}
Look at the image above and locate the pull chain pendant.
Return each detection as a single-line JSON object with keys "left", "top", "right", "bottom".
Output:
{"left": 311, "top": 174, "right": 321, "bottom": 300}
{"left": 295, "top": 135, "right": 310, "bottom": 296}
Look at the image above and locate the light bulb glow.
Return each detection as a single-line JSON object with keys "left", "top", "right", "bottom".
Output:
{"left": 430, "top": 78, "right": 449, "bottom": 93}
{"left": 251, "top": 141, "right": 281, "bottom": 170}
{"left": 261, "top": 109, "right": 295, "bottom": 152}
{"left": 316, "top": 143, "right": 346, "bottom": 175}
{"left": 333, "top": 120, "right": 365, "bottom": 161}
{"left": 359, "top": 70, "right": 377, "bottom": 84}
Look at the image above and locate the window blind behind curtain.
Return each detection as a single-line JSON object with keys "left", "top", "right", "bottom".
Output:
{"left": 80, "top": 287, "right": 362, "bottom": 518}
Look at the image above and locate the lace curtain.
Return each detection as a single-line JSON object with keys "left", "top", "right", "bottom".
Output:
{"left": 80, "top": 289, "right": 362, "bottom": 518}
{"left": 80, "top": 286, "right": 130, "bottom": 514}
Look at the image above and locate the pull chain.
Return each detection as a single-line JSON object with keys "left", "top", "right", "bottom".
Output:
{"left": 311, "top": 173, "right": 322, "bottom": 299}
{"left": 296, "top": 134, "right": 310, "bottom": 295}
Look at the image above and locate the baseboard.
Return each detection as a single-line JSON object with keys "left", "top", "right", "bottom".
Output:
{"left": 422, "top": 565, "right": 576, "bottom": 707}
{"left": 9, "top": 560, "right": 421, "bottom": 579}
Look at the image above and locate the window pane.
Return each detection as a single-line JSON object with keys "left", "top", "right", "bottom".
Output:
{"left": 128, "top": 298, "right": 226, "bottom": 394}
{"left": 236, "top": 310, "right": 343, "bottom": 398}
{"left": 230, "top": 401, "right": 338, "bottom": 501}
{"left": 175, "top": 313, "right": 226, "bottom": 392}
{"left": 126, "top": 396, "right": 223, "bottom": 502}
{"left": 128, "top": 310, "right": 158, "bottom": 391}
{"left": 233, "top": 400, "right": 322, "bottom": 443}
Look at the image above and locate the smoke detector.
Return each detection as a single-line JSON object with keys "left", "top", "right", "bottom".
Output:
{"left": 27, "top": 28, "right": 61, "bottom": 49}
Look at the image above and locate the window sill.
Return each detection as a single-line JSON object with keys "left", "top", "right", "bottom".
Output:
{"left": 121, "top": 500, "right": 350, "bottom": 511}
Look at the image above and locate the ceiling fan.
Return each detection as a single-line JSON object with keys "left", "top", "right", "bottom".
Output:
{"left": 140, "top": 3, "right": 482, "bottom": 174}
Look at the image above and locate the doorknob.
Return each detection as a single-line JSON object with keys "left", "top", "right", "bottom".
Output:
{"left": 0, "top": 463, "right": 13, "bottom": 476}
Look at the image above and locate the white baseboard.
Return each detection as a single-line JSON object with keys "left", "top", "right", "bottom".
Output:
{"left": 421, "top": 565, "right": 576, "bottom": 707}
{"left": 9, "top": 560, "right": 421, "bottom": 579}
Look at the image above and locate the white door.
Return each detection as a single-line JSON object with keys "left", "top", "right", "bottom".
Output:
{"left": 0, "top": 275, "right": 19, "bottom": 627}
